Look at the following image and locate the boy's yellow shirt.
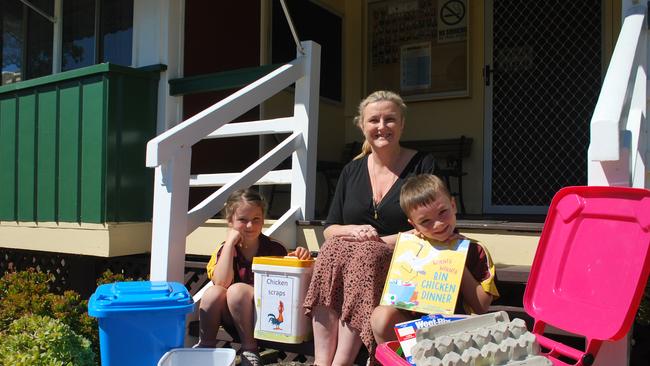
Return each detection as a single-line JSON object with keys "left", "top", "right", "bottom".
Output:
{"left": 472, "top": 239, "right": 500, "bottom": 304}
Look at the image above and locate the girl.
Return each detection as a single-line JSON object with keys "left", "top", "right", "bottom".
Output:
{"left": 196, "top": 188, "right": 311, "bottom": 366}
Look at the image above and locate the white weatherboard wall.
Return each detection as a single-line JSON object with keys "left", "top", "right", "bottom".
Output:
{"left": 132, "top": 0, "right": 184, "bottom": 133}
{"left": 186, "top": 222, "right": 541, "bottom": 268}
{"left": 0, "top": 222, "right": 151, "bottom": 257}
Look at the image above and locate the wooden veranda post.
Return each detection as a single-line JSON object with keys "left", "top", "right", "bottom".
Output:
{"left": 150, "top": 149, "right": 191, "bottom": 282}
{"left": 291, "top": 41, "right": 321, "bottom": 221}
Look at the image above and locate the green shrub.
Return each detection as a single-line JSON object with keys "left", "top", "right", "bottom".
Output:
{"left": 96, "top": 268, "right": 137, "bottom": 285}
{"left": 637, "top": 281, "right": 650, "bottom": 326}
{"left": 0, "top": 314, "right": 95, "bottom": 366}
{"left": 47, "top": 290, "right": 97, "bottom": 352}
{"left": 0, "top": 269, "right": 97, "bottom": 360}
{"left": 0, "top": 269, "right": 53, "bottom": 330}
{"left": 0, "top": 268, "right": 141, "bottom": 364}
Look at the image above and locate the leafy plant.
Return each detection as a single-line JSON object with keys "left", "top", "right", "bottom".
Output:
{"left": 0, "top": 268, "right": 97, "bottom": 360}
{"left": 96, "top": 268, "right": 137, "bottom": 285}
{"left": 0, "top": 314, "right": 95, "bottom": 366}
{"left": 0, "top": 269, "right": 52, "bottom": 330}
{"left": 47, "top": 290, "right": 97, "bottom": 351}
{"left": 637, "top": 281, "right": 650, "bottom": 326}
{"left": 0, "top": 268, "right": 142, "bottom": 364}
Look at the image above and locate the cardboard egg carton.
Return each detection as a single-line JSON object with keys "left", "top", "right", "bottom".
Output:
{"left": 411, "top": 311, "right": 551, "bottom": 366}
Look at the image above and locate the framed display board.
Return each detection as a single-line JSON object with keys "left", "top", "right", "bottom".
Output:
{"left": 367, "top": 0, "right": 469, "bottom": 100}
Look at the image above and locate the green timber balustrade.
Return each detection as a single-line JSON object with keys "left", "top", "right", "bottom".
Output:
{"left": 0, "top": 63, "right": 162, "bottom": 224}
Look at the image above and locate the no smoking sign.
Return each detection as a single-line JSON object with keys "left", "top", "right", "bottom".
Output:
{"left": 437, "top": 0, "right": 467, "bottom": 43}
{"left": 440, "top": 0, "right": 466, "bottom": 26}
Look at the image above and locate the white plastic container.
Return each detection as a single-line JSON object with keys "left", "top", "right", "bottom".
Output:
{"left": 157, "top": 348, "right": 236, "bottom": 366}
{"left": 252, "top": 256, "right": 315, "bottom": 343}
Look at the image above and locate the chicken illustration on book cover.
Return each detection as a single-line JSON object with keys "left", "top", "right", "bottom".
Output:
{"left": 380, "top": 233, "right": 470, "bottom": 314}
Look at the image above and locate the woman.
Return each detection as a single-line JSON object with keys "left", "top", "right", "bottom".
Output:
{"left": 304, "top": 91, "right": 435, "bottom": 365}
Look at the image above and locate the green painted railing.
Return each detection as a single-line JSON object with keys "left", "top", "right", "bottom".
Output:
{"left": 168, "top": 64, "right": 282, "bottom": 96}
{"left": 0, "top": 63, "right": 161, "bottom": 223}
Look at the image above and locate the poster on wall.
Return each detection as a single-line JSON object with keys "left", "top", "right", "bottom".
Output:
{"left": 367, "top": 0, "right": 469, "bottom": 100}
{"left": 400, "top": 43, "right": 431, "bottom": 91}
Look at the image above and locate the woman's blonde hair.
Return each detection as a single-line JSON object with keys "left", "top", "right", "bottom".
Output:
{"left": 223, "top": 188, "right": 267, "bottom": 221}
{"left": 399, "top": 174, "right": 451, "bottom": 215}
{"left": 353, "top": 90, "right": 407, "bottom": 160}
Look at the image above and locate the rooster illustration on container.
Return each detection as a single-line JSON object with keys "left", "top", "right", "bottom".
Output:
{"left": 267, "top": 300, "right": 284, "bottom": 330}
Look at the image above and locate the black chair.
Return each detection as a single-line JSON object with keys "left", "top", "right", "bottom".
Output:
{"left": 402, "top": 136, "right": 472, "bottom": 216}
{"left": 435, "top": 135, "right": 470, "bottom": 215}
{"left": 316, "top": 141, "right": 361, "bottom": 217}
{"left": 269, "top": 141, "right": 361, "bottom": 218}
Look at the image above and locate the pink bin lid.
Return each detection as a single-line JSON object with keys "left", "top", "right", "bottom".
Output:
{"left": 524, "top": 186, "right": 650, "bottom": 341}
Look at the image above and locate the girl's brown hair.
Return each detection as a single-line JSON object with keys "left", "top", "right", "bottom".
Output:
{"left": 353, "top": 90, "right": 407, "bottom": 160}
{"left": 223, "top": 188, "right": 267, "bottom": 221}
{"left": 399, "top": 174, "right": 451, "bottom": 214}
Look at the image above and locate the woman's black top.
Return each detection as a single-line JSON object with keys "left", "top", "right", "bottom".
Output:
{"left": 325, "top": 151, "right": 436, "bottom": 236}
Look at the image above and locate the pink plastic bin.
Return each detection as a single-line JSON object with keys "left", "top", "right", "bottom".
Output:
{"left": 376, "top": 186, "right": 650, "bottom": 366}
{"left": 524, "top": 186, "right": 650, "bottom": 365}
{"left": 376, "top": 341, "right": 410, "bottom": 366}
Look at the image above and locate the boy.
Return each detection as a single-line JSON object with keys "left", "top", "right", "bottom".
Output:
{"left": 370, "top": 174, "right": 499, "bottom": 344}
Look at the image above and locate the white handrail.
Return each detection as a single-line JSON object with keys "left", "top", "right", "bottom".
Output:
{"left": 146, "top": 60, "right": 303, "bottom": 168}
{"left": 186, "top": 131, "right": 303, "bottom": 234}
{"left": 588, "top": 5, "right": 647, "bottom": 188}
{"left": 148, "top": 41, "right": 321, "bottom": 282}
{"left": 588, "top": 6, "right": 645, "bottom": 162}
{"left": 204, "top": 117, "right": 295, "bottom": 139}
{"left": 189, "top": 170, "right": 292, "bottom": 187}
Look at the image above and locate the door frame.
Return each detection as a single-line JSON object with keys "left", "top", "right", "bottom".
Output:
{"left": 482, "top": 0, "right": 605, "bottom": 215}
{"left": 483, "top": 0, "right": 544, "bottom": 214}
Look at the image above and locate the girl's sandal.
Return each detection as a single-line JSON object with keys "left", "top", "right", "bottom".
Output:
{"left": 240, "top": 350, "right": 263, "bottom": 366}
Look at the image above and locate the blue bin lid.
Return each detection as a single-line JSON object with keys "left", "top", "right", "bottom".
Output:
{"left": 88, "top": 281, "right": 194, "bottom": 318}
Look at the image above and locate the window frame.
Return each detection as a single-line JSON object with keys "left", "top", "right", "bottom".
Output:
{"left": 1, "top": 0, "right": 134, "bottom": 85}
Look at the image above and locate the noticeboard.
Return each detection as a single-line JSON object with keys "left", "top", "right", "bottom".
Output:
{"left": 367, "top": 0, "right": 469, "bottom": 100}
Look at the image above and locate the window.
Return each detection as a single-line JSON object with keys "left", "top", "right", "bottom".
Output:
{"left": 1, "top": 1, "right": 23, "bottom": 84}
{"left": 100, "top": 0, "right": 133, "bottom": 67}
{"left": 0, "top": 0, "right": 133, "bottom": 86}
{"left": 62, "top": 0, "right": 96, "bottom": 71}
{"left": 1, "top": 0, "right": 53, "bottom": 83}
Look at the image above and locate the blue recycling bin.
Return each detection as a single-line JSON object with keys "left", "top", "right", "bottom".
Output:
{"left": 88, "top": 281, "right": 195, "bottom": 366}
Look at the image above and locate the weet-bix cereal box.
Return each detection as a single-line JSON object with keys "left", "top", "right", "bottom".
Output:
{"left": 394, "top": 313, "right": 468, "bottom": 365}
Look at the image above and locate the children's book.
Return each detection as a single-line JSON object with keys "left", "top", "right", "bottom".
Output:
{"left": 380, "top": 233, "right": 470, "bottom": 314}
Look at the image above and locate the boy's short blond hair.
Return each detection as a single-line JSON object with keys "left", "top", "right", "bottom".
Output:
{"left": 400, "top": 174, "right": 451, "bottom": 215}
